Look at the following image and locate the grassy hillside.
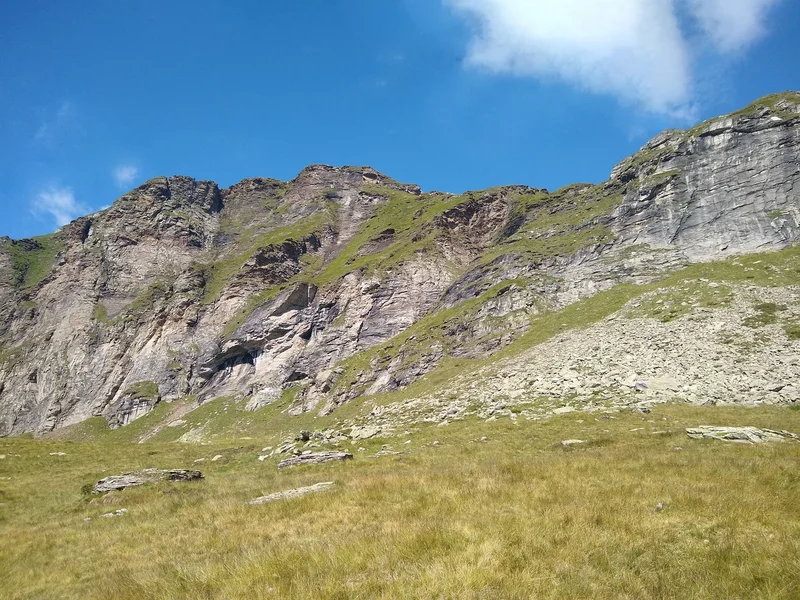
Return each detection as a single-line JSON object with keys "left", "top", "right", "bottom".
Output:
{"left": 1, "top": 404, "right": 799, "bottom": 599}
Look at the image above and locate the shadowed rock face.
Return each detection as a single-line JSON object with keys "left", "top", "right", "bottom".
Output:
{"left": 1, "top": 93, "right": 800, "bottom": 436}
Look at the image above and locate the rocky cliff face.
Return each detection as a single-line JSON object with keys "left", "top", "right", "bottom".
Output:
{"left": 1, "top": 92, "right": 799, "bottom": 436}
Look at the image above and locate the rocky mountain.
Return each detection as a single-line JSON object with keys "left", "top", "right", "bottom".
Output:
{"left": 1, "top": 91, "right": 799, "bottom": 437}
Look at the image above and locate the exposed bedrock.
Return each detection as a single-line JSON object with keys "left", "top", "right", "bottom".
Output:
{"left": 0, "top": 93, "right": 799, "bottom": 435}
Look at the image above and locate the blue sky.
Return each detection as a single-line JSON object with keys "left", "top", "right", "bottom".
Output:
{"left": 1, "top": 0, "right": 798, "bottom": 239}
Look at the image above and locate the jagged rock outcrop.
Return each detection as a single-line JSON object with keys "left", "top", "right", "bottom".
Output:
{"left": 1, "top": 92, "right": 799, "bottom": 436}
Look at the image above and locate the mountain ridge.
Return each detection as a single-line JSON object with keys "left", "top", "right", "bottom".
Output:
{"left": 1, "top": 91, "right": 799, "bottom": 436}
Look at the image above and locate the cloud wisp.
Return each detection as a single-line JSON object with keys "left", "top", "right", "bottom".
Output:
{"left": 34, "top": 101, "right": 82, "bottom": 148}
{"left": 113, "top": 164, "right": 140, "bottom": 188}
{"left": 686, "top": 0, "right": 783, "bottom": 53}
{"left": 32, "top": 187, "right": 89, "bottom": 227}
{"left": 444, "top": 0, "right": 784, "bottom": 115}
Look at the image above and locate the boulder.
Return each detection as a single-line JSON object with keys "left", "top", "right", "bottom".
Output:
{"left": 349, "top": 425, "right": 381, "bottom": 440}
{"left": 92, "top": 469, "right": 204, "bottom": 493}
{"left": 277, "top": 451, "right": 353, "bottom": 469}
{"left": 373, "top": 449, "right": 405, "bottom": 458}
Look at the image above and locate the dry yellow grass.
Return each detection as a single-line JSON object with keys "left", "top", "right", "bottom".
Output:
{"left": 1, "top": 404, "right": 799, "bottom": 599}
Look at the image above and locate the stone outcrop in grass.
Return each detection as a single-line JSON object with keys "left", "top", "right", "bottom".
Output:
{"left": 92, "top": 469, "right": 204, "bottom": 493}
{"left": 248, "top": 482, "right": 334, "bottom": 504}
{"left": 277, "top": 452, "right": 353, "bottom": 469}
{"left": 686, "top": 426, "right": 798, "bottom": 444}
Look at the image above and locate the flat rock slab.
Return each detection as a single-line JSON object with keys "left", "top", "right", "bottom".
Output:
{"left": 560, "top": 439, "right": 587, "bottom": 447}
{"left": 372, "top": 450, "right": 405, "bottom": 458}
{"left": 278, "top": 452, "right": 353, "bottom": 469}
{"left": 93, "top": 469, "right": 204, "bottom": 493}
{"left": 350, "top": 425, "right": 381, "bottom": 440}
{"left": 248, "top": 482, "right": 334, "bottom": 504}
{"left": 687, "top": 426, "right": 798, "bottom": 444}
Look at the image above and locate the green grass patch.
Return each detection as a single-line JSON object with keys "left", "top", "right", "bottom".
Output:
{"left": 92, "top": 302, "right": 110, "bottom": 324}
{"left": 308, "top": 186, "right": 462, "bottom": 287}
{"left": 0, "top": 341, "right": 32, "bottom": 370}
{"left": 123, "top": 381, "right": 159, "bottom": 400}
{"left": 642, "top": 169, "right": 682, "bottom": 187}
{"left": 743, "top": 302, "right": 788, "bottom": 328}
{"left": 200, "top": 210, "right": 332, "bottom": 305}
{"left": 784, "top": 321, "right": 800, "bottom": 340}
{"left": 55, "top": 398, "right": 200, "bottom": 444}
{"left": 0, "top": 233, "right": 65, "bottom": 290}
{"left": 627, "top": 282, "right": 734, "bottom": 322}
{"left": 476, "top": 185, "right": 621, "bottom": 267}
{"left": 115, "top": 281, "right": 170, "bottom": 325}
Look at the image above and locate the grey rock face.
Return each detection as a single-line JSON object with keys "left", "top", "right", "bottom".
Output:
{"left": 92, "top": 469, "right": 203, "bottom": 493}
{"left": 610, "top": 96, "right": 800, "bottom": 260}
{"left": 0, "top": 94, "right": 799, "bottom": 437}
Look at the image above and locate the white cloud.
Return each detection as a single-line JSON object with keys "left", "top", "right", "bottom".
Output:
{"left": 444, "top": 0, "right": 783, "bottom": 115}
{"left": 31, "top": 187, "right": 89, "bottom": 227}
{"left": 113, "top": 164, "right": 140, "bottom": 188}
{"left": 686, "top": 0, "right": 782, "bottom": 52}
